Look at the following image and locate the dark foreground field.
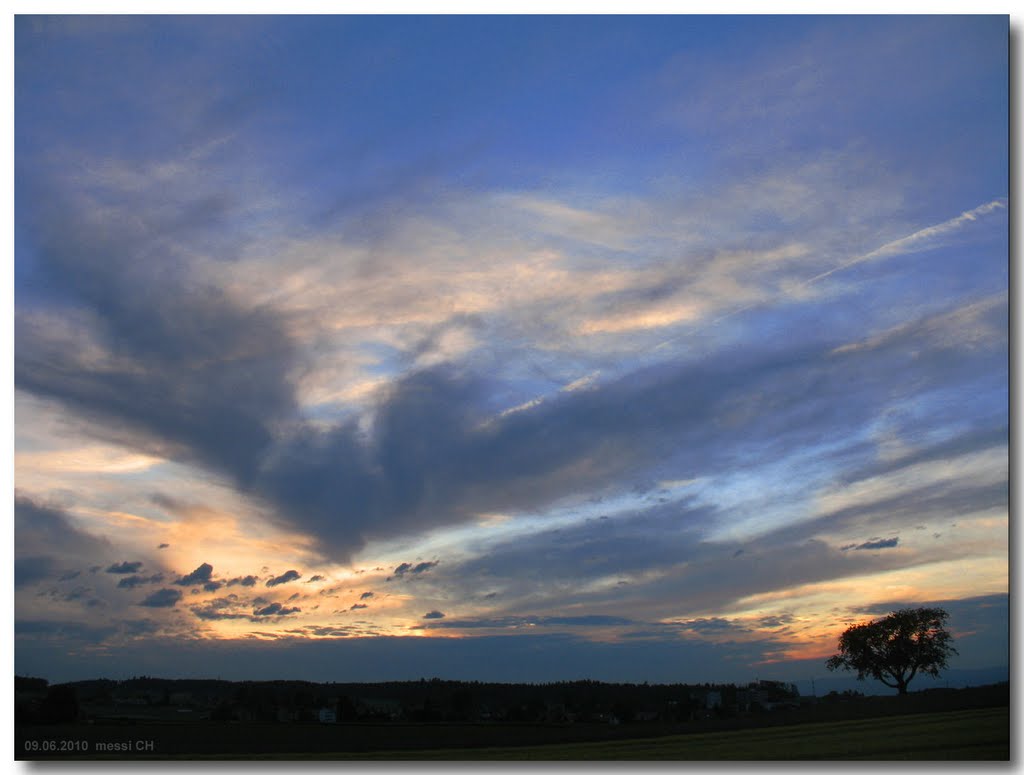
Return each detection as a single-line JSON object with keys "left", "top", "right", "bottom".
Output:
{"left": 16, "top": 684, "right": 1009, "bottom": 760}
{"left": 349, "top": 707, "right": 1009, "bottom": 761}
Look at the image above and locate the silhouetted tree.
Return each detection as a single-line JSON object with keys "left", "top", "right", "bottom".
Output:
{"left": 826, "top": 607, "right": 956, "bottom": 695}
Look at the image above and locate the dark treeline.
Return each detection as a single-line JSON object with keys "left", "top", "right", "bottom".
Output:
{"left": 16, "top": 674, "right": 805, "bottom": 726}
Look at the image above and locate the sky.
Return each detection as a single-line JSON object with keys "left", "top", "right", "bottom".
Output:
{"left": 13, "top": 15, "right": 1009, "bottom": 687}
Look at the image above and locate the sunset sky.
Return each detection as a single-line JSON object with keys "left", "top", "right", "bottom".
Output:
{"left": 14, "top": 15, "right": 1008, "bottom": 686}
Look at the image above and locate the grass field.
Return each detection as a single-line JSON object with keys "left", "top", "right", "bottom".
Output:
{"left": 333, "top": 707, "right": 1009, "bottom": 760}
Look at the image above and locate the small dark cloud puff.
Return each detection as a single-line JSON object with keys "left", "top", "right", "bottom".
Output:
{"left": 58, "top": 570, "right": 82, "bottom": 582}
{"left": 117, "top": 574, "right": 165, "bottom": 589}
{"left": 842, "top": 537, "right": 900, "bottom": 551}
{"left": 226, "top": 575, "right": 258, "bottom": 587}
{"left": 203, "top": 581, "right": 222, "bottom": 592}
{"left": 252, "top": 602, "right": 301, "bottom": 617}
{"left": 173, "top": 562, "right": 214, "bottom": 586}
{"left": 139, "top": 588, "right": 183, "bottom": 608}
{"left": 266, "top": 570, "right": 301, "bottom": 587}
{"left": 306, "top": 575, "right": 324, "bottom": 583}
{"left": 158, "top": 543, "right": 170, "bottom": 549}
{"left": 423, "top": 610, "right": 445, "bottom": 619}
{"left": 106, "top": 561, "right": 144, "bottom": 574}
{"left": 349, "top": 603, "right": 368, "bottom": 611}
{"left": 360, "top": 591, "right": 374, "bottom": 600}
{"left": 390, "top": 560, "right": 439, "bottom": 580}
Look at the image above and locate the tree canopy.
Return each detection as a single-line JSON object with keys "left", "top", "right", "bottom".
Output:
{"left": 826, "top": 607, "right": 957, "bottom": 695}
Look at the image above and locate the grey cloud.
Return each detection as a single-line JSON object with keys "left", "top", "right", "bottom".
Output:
{"left": 139, "top": 588, "right": 183, "bottom": 608}
{"left": 58, "top": 570, "right": 81, "bottom": 581}
{"left": 266, "top": 570, "right": 301, "bottom": 587}
{"left": 14, "top": 162, "right": 1007, "bottom": 566}
{"left": 158, "top": 543, "right": 170, "bottom": 549}
{"left": 203, "top": 581, "right": 223, "bottom": 592}
{"left": 15, "top": 497, "right": 112, "bottom": 587}
{"left": 16, "top": 182, "right": 298, "bottom": 489}
{"left": 392, "top": 560, "right": 440, "bottom": 579}
{"left": 422, "top": 610, "right": 445, "bottom": 620}
{"left": 117, "top": 574, "right": 165, "bottom": 589}
{"left": 16, "top": 556, "right": 56, "bottom": 589}
{"left": 349, "top": 603, "right": 367, "bottom": 611}
{"left": 253, "top": 602, "right": 301, "bottom": 617}
{"left": 173, "top": 563, "right": 214, "bottom": 586}
{"left": 360, "top": 591, "right": 374, "bottom": 600}
{"left": 190, "top": 596, "right": 248, "bottom": 621}
{"left": 306, "top": 575, "right": 324, "bottom": 583}
{"left": 106, "top": 561, "right": 144, "bottom": 574}
{"left": 226, "top": 575, "right": 258, "bottom": 587}
{"left": 843, "top": 537, "right": 900, "bottom": 551}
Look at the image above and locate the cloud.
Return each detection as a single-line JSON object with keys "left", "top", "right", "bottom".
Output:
{"left": 15, "top": 556, "right": 57, "bottom": 589}
{"left": 226, "top": 575, "right": 258, "bottom": 587}
{"left": 190, "top": 595, "right": 248, "bottom": 621}
{"left": 252, "top": 602, "right": 301, "bottom": 617}
{"left": 158, "top": 543, "right": 169, "bottom": 549}
{"left": 349, "top": 603, "right": 368, "bottom": 611}
{"left": 391, "top": 560, "right": 439, "bottom": 579}
{"left": 424, "top": 614, "right": 636, "bottom": 629}
{"left": 58, "top": 570, "right": 82, "bottom": 581}
{"left": 106, "top": 561, "right": 144, "bottom": 574}
{"left": 266, "top": 570, "right": 301, "bottom": 587}
{"left": 306, "top": 575, "right": 324, "bottom": 583}
{"left": 173, "top": 563, "right": 214, "bottom": 586}
{"left": 843, "top": 537, "right": 900, "bottom": 551}
{"left": 12, "top": 32, "right": 1007, "bottom": 575}
{"left": 139, "top": 588, "right": 183, "bottom": 608}
{"left": 360, "top": 591, "right": 374, "bottom": 600}
{"left": 15, "top": 496, "right": 111, "bottom": 585}
{"left": 117, "top": 574, "right": 165, "bottom": 589}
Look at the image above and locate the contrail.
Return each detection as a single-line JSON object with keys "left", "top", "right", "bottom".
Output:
{"left": 655, "top": 198, "right": 1008, "bottom": 350}
{"left": 796, "top": 198, "right": 1007, "bottom": 290}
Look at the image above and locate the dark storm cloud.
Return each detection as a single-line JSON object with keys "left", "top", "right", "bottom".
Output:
{"left": 106, "top": 561, "right": 144, "bottom": 574}
{"left": 117, "top": 574, "right": 165, "bottom": 589}
{"left": 15, "top": 182, "right": 299, "bottom": 486}
{"left": 266, "top": 570, "right": 301, "bottom": 587}
{"left": 843, "top": 537, "right": 899, "bottom": 551}
{"left": 14, "top": 177, "right": 1007, "bottom": 561}
{"left": 15, "top": 496, "right": 112, "bottom": 586}
{"left": 173, "top": 563, "right": 214, "bottom": 586}
{"left": 139, "top": 588, "right": 183, "bottom": 608}
{"left": 16, "top": 556, "right": 57, "bottom": 589}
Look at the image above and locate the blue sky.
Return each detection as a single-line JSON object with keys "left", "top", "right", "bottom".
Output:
{"left": 14, "top": 15, "right": 1008, "bottom": 687}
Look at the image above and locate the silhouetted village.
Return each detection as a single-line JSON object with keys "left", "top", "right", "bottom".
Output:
{"left": 17, "top": 674, "right": 820, "bottom": 727}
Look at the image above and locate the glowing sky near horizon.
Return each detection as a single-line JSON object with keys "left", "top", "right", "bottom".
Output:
{"left": 14, "top": 15, "right": 1008, "bottom": 684}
